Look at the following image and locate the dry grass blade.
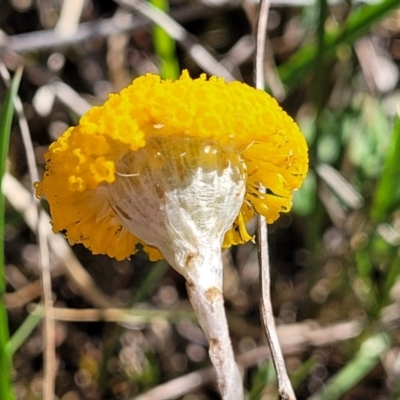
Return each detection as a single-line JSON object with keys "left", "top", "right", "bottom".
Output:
{"left": 38, "top": 210, "right": 55, "bottom": 400}
{"left": 55, "top": 0, "right": 85, "bottom": 37}
{"left": 254, "top": 0, "right": 270, "bottom": 91}
{"left": 2, "top": 173, "right": 121, "bottom": 308}
{"left": 0, "top": 62, "right": 57, "bottom": 399}
{"left": 0, "top": 63, "right": 56, "bottom": 399}
{"left": 0, "top": 62, "right": 39, "bottom": 185}
{"left": 134, "top": 320, "right": 361, "bottom": 400}
{"left": 1, "top": 4, "right": 215, "bottom": 53}
{"left": 115, "top": 0, "right": 237, "bottom": 80}
{"left": 4, "top": 281, "right": 42, "bottom": 309}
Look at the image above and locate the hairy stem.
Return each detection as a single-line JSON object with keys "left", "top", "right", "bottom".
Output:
{"left": 185, "top": 253, "right": 243, "bottom": 399}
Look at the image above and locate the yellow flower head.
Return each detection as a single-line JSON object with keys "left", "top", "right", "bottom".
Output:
{"left": 35, "top": 71, "right": 308, "bottom": 265}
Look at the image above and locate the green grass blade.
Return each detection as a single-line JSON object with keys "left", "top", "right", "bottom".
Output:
{"left": 308, "top": 333, "right": 390, "bottom": 400}
{"left": 371, "top": 117, "right": 400, "bottom": 222}
{"left": 248, "top": 361, "right": 277, "bottom": 400}
{"left": 97, "top": 260, "right": 169, "bottom": 393}
{"left": 0, "top": 66, "right": 23, "bottom": 400}
{"left": 311, "top": 0, "right": 328, "bottom": 159}
{"left": 131, "top": 260, "right": 169, "bottom": 304}
{"left": 279, "top": 0, "right": 400, "bottom": 89}
{"left": 149, "top": 0, "right": 180, "bottom": 79}
{"left": 6, "top": 305, "right": 42, "bottom": 358}
{"left": 381, "top": 254, "right": 400, "bottom": 309}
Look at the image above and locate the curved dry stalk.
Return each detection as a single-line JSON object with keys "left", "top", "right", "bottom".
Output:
{"left": 258, "top": 222, "right": 296, "bottom": 400}
{"left": 0, "top": 62, "right": 57, "bottom": 400}
{"left": 257, "top": 219, "right": 296, "bottom": 400}
{"left": 255, "top": 1, "right": 296, "bottom": 399}
{"left": 38, "top": 210, "right": 56, "bottom": 400}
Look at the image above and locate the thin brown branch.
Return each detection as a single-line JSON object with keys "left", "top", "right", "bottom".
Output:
{"left": 255, "top": 1, "right": 296, "bottom": 399}
{"left": 247, "top": 0, "right": 285, "bottom": 98}
{"left": 257, "top": 220, "right": 296, "bottom": 400}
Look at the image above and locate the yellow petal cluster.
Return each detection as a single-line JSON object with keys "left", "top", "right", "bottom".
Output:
{"left": 35, "top": 71, "right": 308, "bottom": 261}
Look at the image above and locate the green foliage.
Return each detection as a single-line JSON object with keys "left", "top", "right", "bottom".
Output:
{"left": 308, "top": 333, "right": 390, "bottom": 400}
{"left": 371, "top": 117, "right": 400, "bottom": 221}
{"left": 0, "top": 67, "right": 22, "bottom": 400}
{"left": 3, "top": 0, "right": 400, "bottom": 398}
{"left": 287, "top": 1, "right": 400, "bottom": 396}
{"left": 346, "top": 97, "right": 392, "bottom": 179}
{"left": 149, "top": 0, "right": 180, "bottom": 79}
{"left": 248, "top": 361, "right": 277, "bottom": 400}
{"left": 6, "top": 305, "right": 42, "bottom": 358}
{"left": 279, "top": 0, "right": 400, "bottom": 89}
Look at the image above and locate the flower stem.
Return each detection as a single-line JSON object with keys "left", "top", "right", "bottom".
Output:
{"left": 185, "top": 254, "right": 243, "bottom": 399}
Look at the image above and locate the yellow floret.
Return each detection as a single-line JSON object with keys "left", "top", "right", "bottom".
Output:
{"left": 35, "top": 71, "right": 308, "bottom": 261}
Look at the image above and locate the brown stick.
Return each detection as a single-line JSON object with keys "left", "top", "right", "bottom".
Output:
{"left": 254, "top": 1, "right": 297, "bottom": 398}
{"left": 257, "top": 219, "right": 296, "bottom": 400}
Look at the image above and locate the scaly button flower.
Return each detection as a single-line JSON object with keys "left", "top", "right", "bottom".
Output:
{"left": 35, "top": 71, "right": 308, "bottom": 263}
{"left": 35, "top": 71, "right": 308, "bottom": 399}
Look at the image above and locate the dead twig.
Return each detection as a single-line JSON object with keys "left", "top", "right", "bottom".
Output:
{"left": 254, "top": 1, "right": 296, "bottom": 399}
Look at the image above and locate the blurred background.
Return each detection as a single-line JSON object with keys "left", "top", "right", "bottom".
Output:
{"left": 1, "top": 0, "right": 400, "bottom": 399}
